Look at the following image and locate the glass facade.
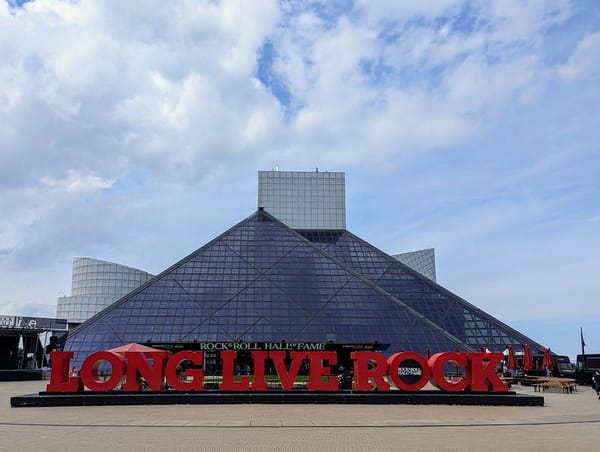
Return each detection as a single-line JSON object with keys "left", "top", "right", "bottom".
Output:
{"left": 300, "top": 230, "right": 545, "bottom": 352}
{"left": 394, "top": 248, "right": 436, "bottom": 282}
{"left": 258, "top": 170, "right": 346, "bottom": 229}
{"left": 57, "top": 257, "right": 154, "bottom": 327}
{"left": 65, "top": 209, "right": 546, "bottom": 367}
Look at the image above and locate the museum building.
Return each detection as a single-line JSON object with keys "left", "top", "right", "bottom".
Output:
{"left": 64, "top": 170, "right": 546, "bottom": 368}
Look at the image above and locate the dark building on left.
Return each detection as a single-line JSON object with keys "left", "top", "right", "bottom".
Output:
{"left": 0, "top": 315, "right": 67, "bottom": 380}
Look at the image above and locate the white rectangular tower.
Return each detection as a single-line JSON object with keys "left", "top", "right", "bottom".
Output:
{"left": 258, "top": 170, "right": 346, "bottom": 229}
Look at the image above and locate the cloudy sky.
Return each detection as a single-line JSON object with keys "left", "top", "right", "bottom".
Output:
{"left": 1, "top": 0, "right": 599, "bottom": 359}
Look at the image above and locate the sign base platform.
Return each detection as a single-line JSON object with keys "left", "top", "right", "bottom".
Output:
{"left": 0, "top": 370, "right": 43, "bottom": 382}
{"left": 11, "top": 390, "right": 544, "bottom": 407}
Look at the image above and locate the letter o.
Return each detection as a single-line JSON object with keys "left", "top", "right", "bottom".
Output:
{"left": 80, "top": 351, "right": 125, "bottom": 391}
{"left": 388, "top": 352, "right": 430, "bottom": 391}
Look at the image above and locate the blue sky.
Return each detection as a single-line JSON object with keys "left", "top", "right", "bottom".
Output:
{"left": 1, "top": 0, "right": 598, "bottom": 361}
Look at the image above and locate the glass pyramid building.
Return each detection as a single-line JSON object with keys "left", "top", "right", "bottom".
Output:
{"left": 65, "top": 208, "right": 545, "bottom": 367}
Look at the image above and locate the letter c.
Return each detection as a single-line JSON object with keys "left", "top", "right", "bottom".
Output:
{"left": 429, "top": 352, "right": 469, "bottom": 392}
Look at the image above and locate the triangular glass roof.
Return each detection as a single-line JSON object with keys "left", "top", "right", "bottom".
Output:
{"left": 66, "top": 209, "right": 544, "bottom": 366}
{"left": 299, "top": 230, "right": 546, "bottom": 354}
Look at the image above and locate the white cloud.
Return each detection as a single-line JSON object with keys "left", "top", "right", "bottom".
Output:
{"left": 0, "top": 0, "right": 282, "bottom": 186}
{"left": 355, "top": 0, "right": 464, "bottom": 23}
{"left": 0, "top": 0, "right": 282, "bottom": 279}
{"left": 257, "top": 1, "right": 572, "bottom": 169}
{"left": 41, "top": 170, "right": 114, "bottom": 193}
{"left": 558, "top": 32, "right": 600, "bottom": 80}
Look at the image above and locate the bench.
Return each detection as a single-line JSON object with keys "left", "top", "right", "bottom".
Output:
{"left": 561, "top": 381, "right": 577, "bottom": 393}
{"left": 500, "top": 377, "right": 518, "bottom": 388}
{"left": 533, "top": 378, "right": 577, "bottom": 393}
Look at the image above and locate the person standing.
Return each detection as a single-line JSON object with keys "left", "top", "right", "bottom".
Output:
{"left": 593, "top": 370, "right": 600, "bottom": 399}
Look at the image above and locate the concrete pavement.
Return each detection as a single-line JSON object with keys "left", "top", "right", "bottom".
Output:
{"left": 2, "top": 380, "right": 599, "bottom": 451}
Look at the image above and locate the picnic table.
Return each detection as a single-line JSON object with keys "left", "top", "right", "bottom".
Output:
{"left": 500, "top": 377, "right": 518, "bottom": 388}
{"left": 530, "top": 376, "right": 577, "bottom": 393}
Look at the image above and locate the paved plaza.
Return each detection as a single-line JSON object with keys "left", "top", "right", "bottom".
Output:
{"left": 2, "top": 380, "right": 599, "bottom": 451}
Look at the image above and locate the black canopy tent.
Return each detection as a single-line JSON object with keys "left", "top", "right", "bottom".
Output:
{"left": 0, "top": 315, "right": 67, "bottom": 378}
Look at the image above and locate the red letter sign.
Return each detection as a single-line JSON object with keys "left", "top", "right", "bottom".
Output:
{"left": 307, "top": 351, "right": 338, "bottom": 391}
{"left": 388, "top": 352, "right": 430, "bottom": 391}
{"left": 80, "top": 351, "right": 126, "bottom": 392}
{"left": 429, "top": 352, "right": 469, "bottom": 392}
{"left": 220, "top": 351, "right": 252, "bottom": 391}
{"left": 467, "top": 352, "right": 508, "bottom": 392}
{"left": 351, "top": 351, "right": 390, "bottom": 391}
{"left": 122, "top": 351, "right": 169, "bottom": 391}
{"left": 250, "top": 351, "right": 268, "bottom": 391}
{"left": 46, "top": 348, "right": 511, "bottom": 394}
{"left": 164, "top": 351, "right": 204, "bottom": 391}
{"left": 46, "top": 351, "right": 81, "bottom": 392}
{"left": 270, "top": 351, "right": 306, "bottom": 391}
